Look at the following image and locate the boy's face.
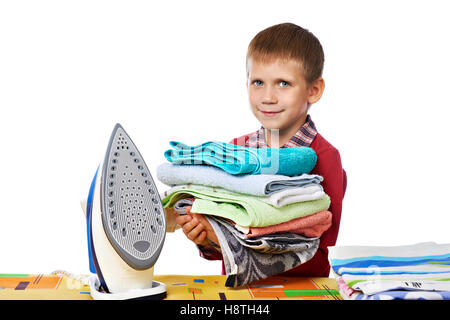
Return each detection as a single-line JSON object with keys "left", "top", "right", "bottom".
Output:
{"left": 246, "top": 58, "right": 321, "bottom": 138}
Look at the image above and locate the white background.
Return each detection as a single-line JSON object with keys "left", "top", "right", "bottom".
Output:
{"left": 1, "top": 0, "right": 449, "bottom": 277}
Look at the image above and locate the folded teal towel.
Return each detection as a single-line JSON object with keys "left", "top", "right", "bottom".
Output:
{"left": 163, "top": 141, "right": 317, "bottom": 176}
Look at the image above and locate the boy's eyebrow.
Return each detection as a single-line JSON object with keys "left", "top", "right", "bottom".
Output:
{"left": 248, "top": 76, "right": 296, "bottom": 83}
{"left": 274, "top": 77, "right": 295, "bottom": 83}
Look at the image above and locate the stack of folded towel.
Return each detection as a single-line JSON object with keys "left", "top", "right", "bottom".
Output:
{"left": 329, "top": 242, "right": 450, "bottom": 300}
{"left": 157, "top": 141, "right": 332, "bottom": 287}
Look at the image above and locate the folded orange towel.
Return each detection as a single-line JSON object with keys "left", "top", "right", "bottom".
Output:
{"left": 245, "top": 210, "right": 332, "bottom": 238}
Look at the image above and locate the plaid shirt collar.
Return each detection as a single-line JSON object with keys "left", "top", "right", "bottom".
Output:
{"left": 246, "top": 115, "right": 317, "bottom": 148}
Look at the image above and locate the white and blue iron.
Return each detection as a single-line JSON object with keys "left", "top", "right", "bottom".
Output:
{"left": 85, "top": 123, "right": 167, "bottom": 300}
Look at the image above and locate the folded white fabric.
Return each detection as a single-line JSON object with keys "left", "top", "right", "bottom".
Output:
{"left": 329, "top": 242, "right": 450, "bottom": 300}
{"left": 353, "top": 279, "right": 450, "bottom": 295}
{"left": 336, "top": 276, "right": 450, "bottom": 300}
{"left": 260, "top": 185, "right": 325, "bottom": 208}
{"left": 156, "top": 162, "right": 323, "bottom": 196}
{"left": 336, "top": 265, "right": 450, "bottom": 283}
{"left": 329, "top": 242, "right": 450, "bottom": 260}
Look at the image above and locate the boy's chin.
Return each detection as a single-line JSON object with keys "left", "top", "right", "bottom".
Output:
{"left": 259, "top": 122, "right": 281, "bottom": 131}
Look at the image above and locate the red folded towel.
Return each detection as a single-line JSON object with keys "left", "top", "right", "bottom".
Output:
{"left": 245, "top": 210, "right": 332, "bottom": 238}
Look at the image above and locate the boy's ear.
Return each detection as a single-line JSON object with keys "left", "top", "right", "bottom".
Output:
{"left": 307, "top": 77, "right": 325, "bottom": 105}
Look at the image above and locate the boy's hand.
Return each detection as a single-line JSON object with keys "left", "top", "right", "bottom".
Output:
{"left": 175, "top": 206, "right": 219, "bottom": 248}
{"left": 176, "top": 211, "right": 208, "bottom": 246}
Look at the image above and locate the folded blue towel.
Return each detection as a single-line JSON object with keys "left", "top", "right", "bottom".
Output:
{"left": 157, "top": 162, "right": 323, "bottom": 196}
{"left": 163, "top": 141, "right": 317, "bottom": 176}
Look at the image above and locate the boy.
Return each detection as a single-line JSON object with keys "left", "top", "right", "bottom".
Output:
{"left": 176, "top": 23, "right": 346, "bottom": 277}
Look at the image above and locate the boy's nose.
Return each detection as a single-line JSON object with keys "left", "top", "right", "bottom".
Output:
{"left": 262, "top": 87, "right": 277, "bottom": 104}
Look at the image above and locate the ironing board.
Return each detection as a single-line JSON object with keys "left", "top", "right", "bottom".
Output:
{"left": 0, "top": 273, "right": 341, "bottom": 300}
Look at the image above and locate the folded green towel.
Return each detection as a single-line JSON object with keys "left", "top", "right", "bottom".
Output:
{"left": 163, "top": 140, "right": 317, "bottom": 176}
{"left": 161, "top": 184, "right": 330, "bottom": 227}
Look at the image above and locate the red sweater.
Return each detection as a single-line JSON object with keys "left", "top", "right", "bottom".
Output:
{"left": 199, "top": 131, "right": 347, "bottom": 277}
{"left": 281, "top": 132, "right": 346, "bottom": 277}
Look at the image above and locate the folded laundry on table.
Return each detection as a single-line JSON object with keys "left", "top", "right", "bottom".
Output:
{"left": 207, "top": 216, "right": 319, "bottom": 287}
{"left": 161, "top": 184, "right": 330, "bottom": 227}
{"left": 329, "top": 242, "right": 450, "bottom": 300}
{"left": 336, "top": 277, "right": 450, "bottom": 300}
{"left": 163, "top": 141, "right": 317, "bottom": 176}
{"left": 157, "top": 162, "right": 323, "bottom": 197}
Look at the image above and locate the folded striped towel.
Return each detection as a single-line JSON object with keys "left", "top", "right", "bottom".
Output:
{"left": 329, "top": 242, "right": 450, "bottom": 300}
{"left": 163, "top": 141, "right": 317, "bottom": 176}
{"left": 336, "top": 276, "right": 450, "bottom": 300}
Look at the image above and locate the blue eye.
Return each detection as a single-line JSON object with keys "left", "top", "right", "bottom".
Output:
{"left": 253, "top": 80, "right": 263, "bottom": 87}
{"left": 280, "top": 81, "right": 289, "bottom": 87}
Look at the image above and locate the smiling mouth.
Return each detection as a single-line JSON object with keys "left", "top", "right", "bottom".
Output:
{"left": 260, "top": 110, "right": 283, "bottom": 117}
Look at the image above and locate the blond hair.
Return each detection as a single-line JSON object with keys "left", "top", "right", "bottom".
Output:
{"left": 247, "top": 23, "right": 324, "bottom": 84}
